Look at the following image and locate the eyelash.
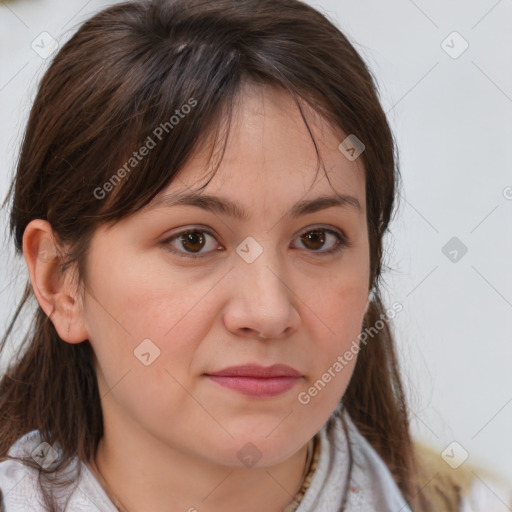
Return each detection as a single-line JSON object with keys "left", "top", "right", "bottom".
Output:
{"left": 160, "top": 226, "right": 350, "bottom": 260}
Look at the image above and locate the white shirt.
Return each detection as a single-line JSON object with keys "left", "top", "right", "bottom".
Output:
{"left": 0, "top": 407, "right": 508, "bottom": 511}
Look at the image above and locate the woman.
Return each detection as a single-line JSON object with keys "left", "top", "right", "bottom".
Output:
{"left": 0, "top": 0, "right": 507, "bottom": 510}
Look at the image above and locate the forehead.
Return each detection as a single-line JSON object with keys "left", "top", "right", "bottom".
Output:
{"left": 149, "top": 83, "right": 366, "bottom": 216}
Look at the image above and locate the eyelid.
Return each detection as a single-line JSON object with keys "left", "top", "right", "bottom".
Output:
{"left": 160, "top": 224, "right": 351, "bottom": 259}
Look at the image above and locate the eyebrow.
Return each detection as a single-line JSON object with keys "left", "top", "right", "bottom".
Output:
{"left": 145, "top": 192, "right": 362, "bottom": 220}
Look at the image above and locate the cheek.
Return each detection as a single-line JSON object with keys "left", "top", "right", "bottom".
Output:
{"left": 85, "top": 281, "right": 207, "bottom": 438}
{"left": 83, "top": 252, "right": 214, "bottom": 408}
{"left": 308, "top": 283, "right": 367, "bottom": 379}
{"left": 84, "top": 242, "right": 212, "bottom": 349}
{"left": 309, "top": 254, "right": 369, "bottom": 343}
{"left": 298, "top": 256, "right": 369, "bottom": 403}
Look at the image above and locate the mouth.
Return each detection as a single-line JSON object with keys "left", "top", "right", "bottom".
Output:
{"left": 204, "top": 364, "right": 303, "bottom": 398}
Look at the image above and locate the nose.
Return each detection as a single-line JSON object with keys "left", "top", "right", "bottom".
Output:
{"left": 223, "top": 247, "right": 301, "bottom": 340}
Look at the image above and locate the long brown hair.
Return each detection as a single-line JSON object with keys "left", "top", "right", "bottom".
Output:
{"left": 1, "top": 0, "right": 432, "bottom": 510}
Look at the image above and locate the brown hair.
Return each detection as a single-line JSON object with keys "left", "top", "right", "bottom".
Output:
{"left": 1, "top": 0, "right": 434, "bottom": 510}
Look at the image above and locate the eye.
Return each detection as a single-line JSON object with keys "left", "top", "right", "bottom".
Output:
{"left": 161, "top": 228, "right": 219, "bottom": 259}
{"left": 161, "top": 226, "right": 350, "bottom": 259}
{"left": 292, "top": 227, "right": 349, "bottom": 255}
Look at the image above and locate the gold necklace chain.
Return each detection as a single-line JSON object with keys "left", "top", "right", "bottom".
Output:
{"left": 283, "top": 435, "right": 321, "bottom": 512}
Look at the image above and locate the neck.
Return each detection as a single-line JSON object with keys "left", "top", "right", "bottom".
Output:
{"left": 90, "top": 408, "right": 311, "bottom": 512}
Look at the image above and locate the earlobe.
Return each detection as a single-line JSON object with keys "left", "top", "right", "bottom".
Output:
{"left": 22, "top": 219, "right": 88, "bottom": 344}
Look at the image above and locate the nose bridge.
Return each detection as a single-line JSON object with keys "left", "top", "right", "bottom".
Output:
{"left": 239, "top": 237, "right": 290, "bottom": 308}
{"left": 225, "top": 236, "right": 299, "bottom": 338}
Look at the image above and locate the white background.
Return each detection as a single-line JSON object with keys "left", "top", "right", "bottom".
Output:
{"left": 1, "top": 0, "right": 511, "bottom": 500}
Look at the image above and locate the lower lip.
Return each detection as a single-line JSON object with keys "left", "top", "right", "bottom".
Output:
{"left": 206, "top": 375, "right": 301, "bottom": 397}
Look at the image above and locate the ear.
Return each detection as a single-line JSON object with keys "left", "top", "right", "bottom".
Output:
{"left": 22, "top": 219, "right": 88, "bottom": 344}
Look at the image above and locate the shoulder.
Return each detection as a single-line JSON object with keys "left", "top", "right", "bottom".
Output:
{"left": 0, "top": 430, "right": 116, "bottom": 512}
{"left": 413, "top": 441, "right": 512, "bottom": 512}
{"left": 326, "top": 409, "right": 415, "bottom": 511}
{"left": 0, "top": 430, "right": 46, "bottom": 512}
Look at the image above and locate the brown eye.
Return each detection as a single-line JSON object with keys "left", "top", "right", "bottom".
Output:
{"left": 162, "top": 229, "right": 219, "bottom": 259}
{"left": 301, "top": 230, "right": 326, "bottom": 250}
{"left": 294, "top": 228, "right": 347, "bottom": 254}
{"left": 161, "top": 226, "right": 349, "bottom": 260}
{"left": 180, "top": 231, "right": 206, "bottom": 253}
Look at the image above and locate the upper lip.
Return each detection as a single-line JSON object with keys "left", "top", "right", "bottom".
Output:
{"left": 206, "top": 364, "right": 302, "bottom": 378}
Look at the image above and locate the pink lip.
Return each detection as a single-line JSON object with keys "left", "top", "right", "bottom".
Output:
{"left": 205, "top": 364, "right": 303, "bottom": 397}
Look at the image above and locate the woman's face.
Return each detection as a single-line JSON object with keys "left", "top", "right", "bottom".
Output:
{"left": 80, "top": 83, "right": 370, "bottom": 467}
